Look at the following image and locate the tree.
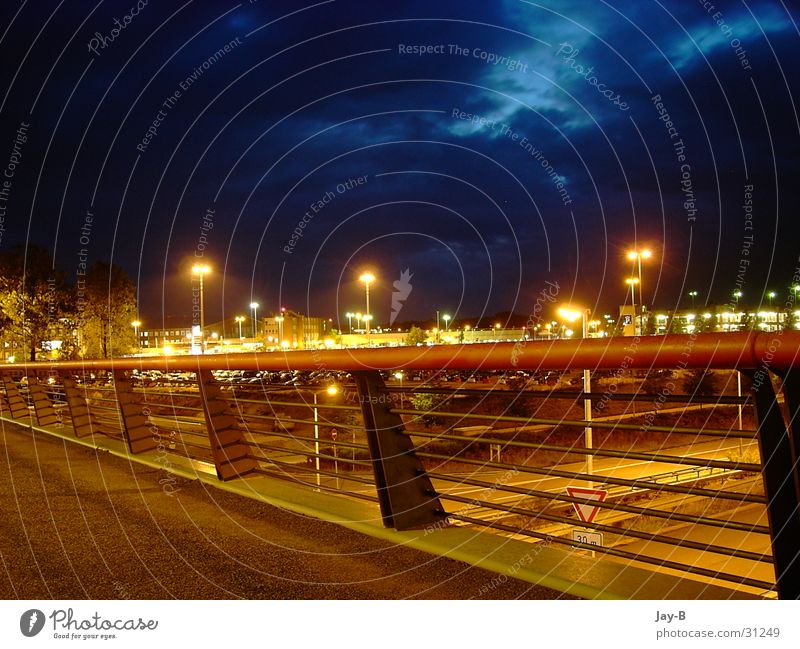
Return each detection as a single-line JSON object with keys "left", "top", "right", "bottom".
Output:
{"left": 404, "top": 325, "right": 427, "bottom": 346}
{"left": 79, "top": 261, "right": 137, "bottom": 358}
{"left": 0, "top": 245, "right": 68, "bottom": 361}
{"left": 682, "top": 368, "right": 718, "bottom": 397}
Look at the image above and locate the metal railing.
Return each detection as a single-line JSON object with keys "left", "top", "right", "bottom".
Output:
{"left": 1, "top": 330, "right": 799, "bottom": 599}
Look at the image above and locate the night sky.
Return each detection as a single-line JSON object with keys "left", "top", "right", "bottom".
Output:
{"left": 1, "top": 0, "right": 798, "bottom": 330}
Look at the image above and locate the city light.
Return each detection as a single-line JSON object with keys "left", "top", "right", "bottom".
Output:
{"left": 326, "top": 384, "right": 339, "bottom": 396}
{"left": 235, "top": 315, "right": 245, "bottom": 338}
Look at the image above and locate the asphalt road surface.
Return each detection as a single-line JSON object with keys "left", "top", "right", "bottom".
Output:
{"left": 0, "top": 422, "right": 570, "bottom": 600}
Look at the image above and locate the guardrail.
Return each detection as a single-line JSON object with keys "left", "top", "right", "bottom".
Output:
{"left": 1, "top": 331, "right": 799, "bottom": 599}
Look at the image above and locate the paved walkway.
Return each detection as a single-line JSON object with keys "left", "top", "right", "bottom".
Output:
{"left": 0, "top": 421, "right": 568, "bottom": 600}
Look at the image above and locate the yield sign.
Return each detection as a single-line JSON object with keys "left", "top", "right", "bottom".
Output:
{"left": 566, "top": 486, "right": 608, "bottom": 524}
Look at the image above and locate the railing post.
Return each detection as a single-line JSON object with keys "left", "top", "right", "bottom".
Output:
{"left": 196, "top": 369, "right": 258, "bottom": 481}
{"left": 1, "top": 373, "right": 30, "bottom": 419}
{"left": 744, "top": 368, "right": 800, "bottom": 599}
{"left": 59, "top": 373, "right": 101, "bottom": 437}
{"left": 353, "top": 370, "right": 444, "bottom": 531}
{"left": 113, "top": 370, "right": 159, "bottom": 454}
{"left": 27, "top": 375, "right": 61, "bottom": 427}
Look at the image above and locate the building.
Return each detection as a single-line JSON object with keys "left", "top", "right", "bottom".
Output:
{"left": 262, "top": 309, "right": 331, "bottom": 348}
{"left": 642, "top": 306, "right": 797, "bottom": 335}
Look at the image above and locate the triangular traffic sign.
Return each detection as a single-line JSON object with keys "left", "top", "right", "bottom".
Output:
{"left": 566, "top": 486, "right": 607, "bottom": 523}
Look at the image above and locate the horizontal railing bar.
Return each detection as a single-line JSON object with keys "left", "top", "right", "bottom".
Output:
{"left": 242, "top": 428, "right": 371, "bottom": 452}
{"left": 235, "top": 412, "right": 362, "bottom": 431}
{"left": 252, "top": 467, "right": 377, "bottom": 501}
{"left": 394, "top": 408, "right": 758, "bottom": 439}
{"left": 410, "top": 430, "right": 760, "bottom": 471}
{"left": 222, "top": 396, "right": 362, "bottom": 412}
{"left": 7, "top": 332, "right": 799, "bottom": 372}
{"left": 414, "top": 450, "right": 764, "bottom": 503}
{"left": 251, "top": 454, "right": 375, "bottom": 483}
{"left": 426, "top": 471, "right": 770, "bottom": 534}
{"left": 408, "top": 428, "right": 760, "bottom": 472}
{"left": 245, "top": 441, "right": 372, "bottom": 467}
{"left": 440, "top": 493, "right": 772, "bottom": 563}
{"left": 449, "top": 514, "right": 775, "bottom": 591}
{"left": 386, "top": 386, "right": 751, "bottom": 406}
{"left": 140, "top": 402, "right": 204, "bottom": 412}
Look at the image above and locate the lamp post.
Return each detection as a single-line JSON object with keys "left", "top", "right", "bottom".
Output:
{"left": 625, "top": 277, "right": 639, "bottom": 329}
{"left": 627, "top": 249, "right": 651, "bottom": 333}
{"left": 558, "top": 306, "right": 593, "bottom": 485}
{"left": 249, "top": 302, "right": 259, "bottom": 338}
{"left": 688, "top": 290, "right": 698, "bottom": 309}
{"left": 359, "top": 272, "right": 375, "bottom": 343}
{"left": 313, "top": 385, "right": 339, "bottom": 489}
{"left": 235, "top": 316, "right": 245, "bottom": 339}
{"left": 191, "top": 264, "right": 211, "bottom": 352}
{"left": 131, "top": 320, "right": 141, "bottom": 350}
{"left": 443, "top": 314, "right": 451, "bottom": 330}
{"left": 346, "top": 312, "right": 353, "bottom": 334}
{"left": 275, "top": 315, "right": 284, "bottom": 345}
{"left": 394, "top": 371, "right": 404, "bottom": 408}
{"left": 355, "top": 312, "right": 362, "bottom": 333}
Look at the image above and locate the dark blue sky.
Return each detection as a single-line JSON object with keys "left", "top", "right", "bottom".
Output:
{"left": 1, "top": 0, "right": 798, "bottom": 329}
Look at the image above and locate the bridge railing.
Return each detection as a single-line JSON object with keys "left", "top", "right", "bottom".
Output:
{"left": 1, "top": 331, "right": 798, "bottom": 599}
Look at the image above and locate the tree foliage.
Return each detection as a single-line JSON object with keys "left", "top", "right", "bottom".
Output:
{"left": 404, "top": 325, "right": 428, "bottom": 346}
{"left": 682, "top": 368, "right": 718, "bottom": 397}
{"left": 0, "top": 247, "right": 137, "bottom": 361}
{"left": 0, "top": 245, "right": 68, "bottom": 361}
{"left": 79, "top": 261, "right": 137, "bottom": 358}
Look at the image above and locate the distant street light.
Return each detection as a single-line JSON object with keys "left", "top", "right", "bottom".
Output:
{"left": 191, "top": 264, "right": 211, "bottom": 352}
{"left": 355, "top": 312, "right": 362, "bottom": 332}
{"left": 235, "top": 315, "right": 245, "bottom": 339}
{"left": 767, "top": 291, "right": 776, "bottom": 307}
{"left": 359, "top": 272, "right": 375, "bottom": 343}
{"left": 443, "top": 314, "right": 451, "bottom": 330}
{"left": 250, "top": 302, "right": 260, "bottom": 338}
{"left": 345, "top": 312, "right": 353, "bottom": 334}
{"left": 688, "top": 290, "right": 698, "bottom": 309}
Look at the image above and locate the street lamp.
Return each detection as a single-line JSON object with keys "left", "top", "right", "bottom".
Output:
{"left": 767, "top": 291, "right": 776, "bottom": 307}
{"left": 191, "top": 264, "right": 211, "bottom": 352}
{"left": 249, "top": 302, "right": 260, "bottom": 338}
{"left": 131, "top": 320, "right": 141, "bottom": 349}
{"left": 558, "top": 305, "right": 594, "bottom": 484}
{"left": 313, "top": 385, "right": 340, "bottom": 488}
{"left": 235, "top": 315, "right": 245, "bottom": 339}
{"left": 359, "top": 272, "right": 375, "bottom": 342}
{"left": 688, "top": 290, "right": 698, "bottom": 309}
{"left": 443, "top": 314, "right": 451, "bottom": 330}
{"left": 355, "top": 312, "right": 362, "bottom": 332}
{"left": 345, "top": 312, "right": 353, "bottom": 334}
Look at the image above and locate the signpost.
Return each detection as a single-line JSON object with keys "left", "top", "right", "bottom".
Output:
{"left": 567, "top": 486, "right": 607, "bottom": 556}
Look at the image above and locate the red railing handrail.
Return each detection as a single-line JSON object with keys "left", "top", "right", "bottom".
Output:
{"left": 2, "top": 331, "right": 798, "bottom": 373}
